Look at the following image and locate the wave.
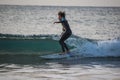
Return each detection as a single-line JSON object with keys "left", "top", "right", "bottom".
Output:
{"left": 0, "top": 33, "right": 120, "bottom": 57}
{"left": 67, "top": 37, "right": 120, "bottom": 57}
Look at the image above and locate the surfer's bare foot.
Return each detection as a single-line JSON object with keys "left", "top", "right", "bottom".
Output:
{"left": 66, "top": 50, "right": 70, "bottom": 54}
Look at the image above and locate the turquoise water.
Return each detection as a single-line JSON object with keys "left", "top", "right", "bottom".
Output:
{"left": 0, "top": 39, "right": 62, "bottom": 55}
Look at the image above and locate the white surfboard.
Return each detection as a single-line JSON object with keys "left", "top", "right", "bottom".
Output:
{"left": 40, "top": 53, "right": 74, "bottom": 59}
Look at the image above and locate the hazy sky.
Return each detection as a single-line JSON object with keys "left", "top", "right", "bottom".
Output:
{"left": 0, "top": 0, "right": 120, "bottom": 7}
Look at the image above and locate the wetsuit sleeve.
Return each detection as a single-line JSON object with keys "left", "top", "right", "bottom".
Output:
{"left": 60, "top": 18, "right": 65, "bottom": 23}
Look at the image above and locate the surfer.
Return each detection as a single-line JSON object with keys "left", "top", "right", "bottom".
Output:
{"left": 54, "top": 11, "right": 72, "bottom": 54}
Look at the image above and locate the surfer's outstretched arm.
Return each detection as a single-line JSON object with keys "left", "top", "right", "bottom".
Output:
{"left": 54, "top": 21, "right": 61, "bottom": 24}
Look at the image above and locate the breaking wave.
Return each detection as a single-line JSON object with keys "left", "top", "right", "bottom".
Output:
{"left": 0, "top": 33, "right": 120, "bottom": 57}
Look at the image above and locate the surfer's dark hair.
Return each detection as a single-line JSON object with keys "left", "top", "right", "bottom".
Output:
{"left": 58, "top": 11, "right": 65, "bottom": 17}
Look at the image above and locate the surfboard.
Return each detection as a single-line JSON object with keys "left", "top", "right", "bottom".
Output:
{"left": 40, "top": 53, "right": 74, "bottom": 59}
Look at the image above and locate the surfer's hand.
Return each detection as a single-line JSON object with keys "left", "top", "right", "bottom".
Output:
{"left": 53, "top": 22, "right": 56, "bottom": 24}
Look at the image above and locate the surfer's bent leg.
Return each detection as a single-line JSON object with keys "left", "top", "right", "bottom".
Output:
{"left": 59, "top": 33, "right": 71, "bottom": 53}
{"left": 59, "top": 38, "right": 65, "bottom": 52}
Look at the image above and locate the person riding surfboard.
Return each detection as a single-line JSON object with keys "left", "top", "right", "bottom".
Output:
{"left": 54, "top": 11, "right": 72, "bottom": 54}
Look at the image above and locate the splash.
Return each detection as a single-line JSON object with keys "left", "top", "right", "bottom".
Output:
{"left": 67, "top": 37, "right": 120, "bottom": 57}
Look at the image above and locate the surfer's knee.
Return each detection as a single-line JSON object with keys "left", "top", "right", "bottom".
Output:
{"left": 59, "top": 40, "right": 63, "bottom": 45}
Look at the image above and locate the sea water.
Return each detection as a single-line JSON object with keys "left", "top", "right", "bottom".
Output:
{"left": 0, "top": 5, "right": 120, "bottom": 80}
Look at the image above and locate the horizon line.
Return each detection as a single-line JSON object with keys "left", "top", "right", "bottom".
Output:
{"left": 0, "top": 4, "right": 120, "bottom": 8}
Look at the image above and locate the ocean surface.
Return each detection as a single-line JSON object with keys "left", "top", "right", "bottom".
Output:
{"left": 0, "top": 5, "right": 120, "bottom": 80}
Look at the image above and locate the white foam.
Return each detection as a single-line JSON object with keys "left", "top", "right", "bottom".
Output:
{"left": 67, "top": 37, "right": 120, "bottom": 57}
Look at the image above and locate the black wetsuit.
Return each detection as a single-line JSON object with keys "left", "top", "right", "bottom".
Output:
{"left": 59, "top": 18, "right": 72, "bottom": 52}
